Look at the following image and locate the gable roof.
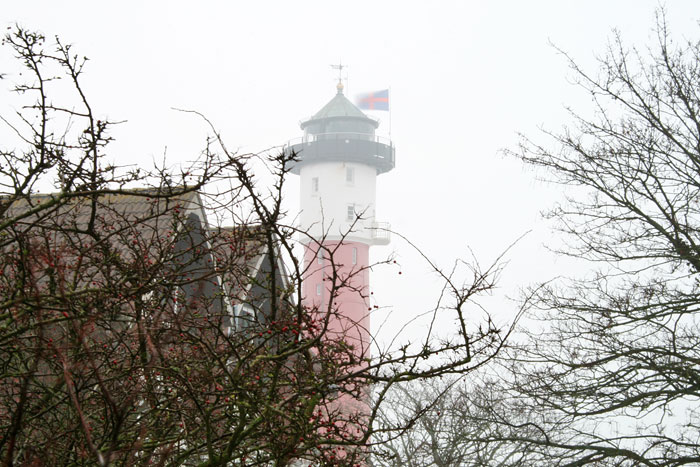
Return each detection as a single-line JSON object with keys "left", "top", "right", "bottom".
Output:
{"left": 0, "top": 189, "right": 274, "bottom": 323}
{"left": 2, "top": 188, "right": 200, "bottom": 232}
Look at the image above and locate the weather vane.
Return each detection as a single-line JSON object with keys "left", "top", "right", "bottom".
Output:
{"left": 330, "top": 61, "right": 347, "bottom": 86}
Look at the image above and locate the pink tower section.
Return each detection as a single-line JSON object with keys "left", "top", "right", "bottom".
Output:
{"left": 303, "top": 240, "right": 371, "bottom": 462}
{"left": 303, "top": 241, "right": 370, "bottom": 361}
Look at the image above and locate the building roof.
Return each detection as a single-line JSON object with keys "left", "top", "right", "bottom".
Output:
{"left": 2, "top": 188, "right": 199, "bottom": 230}
{"left": 1, "top": 188, "right": 274, "bottom": 324}
{"left": 311, "top": 86, "right": 368, "bottom": 120}
{"left": 300, "top": 83, "right": 379, "bottom": 131}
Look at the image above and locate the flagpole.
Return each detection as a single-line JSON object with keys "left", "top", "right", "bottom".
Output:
{"left": 388, "top": 86, "right": 392, "bottom": 140}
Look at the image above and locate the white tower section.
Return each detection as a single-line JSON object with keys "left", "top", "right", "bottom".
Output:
{"left": 299, "top": 162, "right": 385, "bottom": 245}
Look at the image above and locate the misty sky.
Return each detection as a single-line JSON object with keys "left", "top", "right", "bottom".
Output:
{"left": 3, "top": 1, "right": 699, "bottom": 346}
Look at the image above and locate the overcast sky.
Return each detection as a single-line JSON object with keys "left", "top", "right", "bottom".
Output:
{"left": 3, "top": 1, "right": 699, "bottom": 347}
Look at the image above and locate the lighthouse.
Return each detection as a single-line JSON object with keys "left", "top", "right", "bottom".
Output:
{"left": 288, "top": 80, "right": 394, "bottom": 367}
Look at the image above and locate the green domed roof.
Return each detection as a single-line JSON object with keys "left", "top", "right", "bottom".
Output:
{"left": 300, "top": 83, "right": 378, "bottom": 131}
{"left": 312, "top": 85, "right": 368, "bottom": 120}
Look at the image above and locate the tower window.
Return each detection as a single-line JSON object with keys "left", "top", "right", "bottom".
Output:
{"left": 317, "top": 249, "right": 324, "bottom": 264}
{"left": 346, "top": 167, "right": 355, "bottom": 184}
{"left": 312, "top": 177, "right": 319, "bottom": 193}
{"left": 352, "top": 247, "right": 357, "bottom": 265}
{"left": 346, "top": 204, "right": 355, "bottom": 222}
{"left": 316, "top": 284, "right": 322, "bottom": 296}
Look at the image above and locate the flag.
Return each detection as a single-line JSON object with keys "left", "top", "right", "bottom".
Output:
{"left": 356, "top": 89, "right": 389, "bottom": 111}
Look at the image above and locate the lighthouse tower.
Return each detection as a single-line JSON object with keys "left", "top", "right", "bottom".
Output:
{"left": 288, "top": 80, "right": 395, "bottom": 361}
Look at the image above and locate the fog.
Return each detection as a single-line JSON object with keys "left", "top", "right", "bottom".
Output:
{"left": 3, "top": 0, "right": 699, "bottom": 346}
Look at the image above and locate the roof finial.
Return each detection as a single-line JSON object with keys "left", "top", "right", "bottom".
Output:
{"left": 330, "top": 61, "right": 346, "bottom": 94}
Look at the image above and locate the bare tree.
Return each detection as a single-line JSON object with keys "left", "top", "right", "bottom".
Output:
{"left": 0, "top": 27, "right": 511, "bottom": 466}
{"left": 456, "top": 11, "right": 700, "bottom": 467}
{"left": 372, "top": 376, "right": 545, "bottom": 467}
